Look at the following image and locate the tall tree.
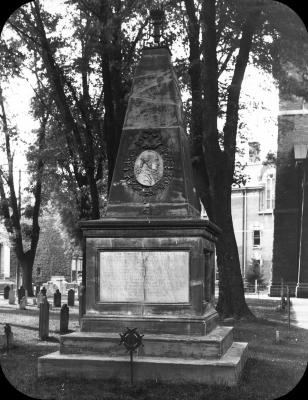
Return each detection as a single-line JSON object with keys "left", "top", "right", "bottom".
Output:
{"left": 182, "top": 0, "right": 308, "bottom": 317}
{"left": 0, "top": 38, "right": 47, "bottom": 295}
{"left": 8, "top": 0, "right": 150, "bottom": 227}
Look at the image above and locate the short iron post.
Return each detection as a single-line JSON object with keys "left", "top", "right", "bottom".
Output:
{"left": 60, "top": 304, "right": 69, "bottom": 334}
{"left": 280, "top": 278, "right": 285, "bottom": 310}
{"left": 130, "top": 349, "right": 133, "bottom": 385}
{"left": 287, "top": 285, "right": 290, "bottom": 333}
{"left": 39, "top": 296, "right": 49, "bottom": 340}
{"left": 4, "top": 324, "right": 11, "bottom": 352}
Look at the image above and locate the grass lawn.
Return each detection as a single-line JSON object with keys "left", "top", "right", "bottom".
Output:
{"left": 0, "top": 296, "right": 307, "bottom": 400}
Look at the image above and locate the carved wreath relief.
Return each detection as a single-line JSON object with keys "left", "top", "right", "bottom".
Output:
{"left": 123, "top": 129, "right": 174, "bottom": 198}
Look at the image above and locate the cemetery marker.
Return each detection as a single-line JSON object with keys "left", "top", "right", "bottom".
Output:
{"left": 119, "top": 327, "right": 144, "bottom": 385}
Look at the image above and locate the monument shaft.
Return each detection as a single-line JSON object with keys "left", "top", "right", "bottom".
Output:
{"left": 79, "top": 47, "right": 220, "bottom": 333}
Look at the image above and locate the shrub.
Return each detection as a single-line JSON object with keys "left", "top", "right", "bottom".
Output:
{"left": 245, "top": 258, "right": 265, "bottom": 285}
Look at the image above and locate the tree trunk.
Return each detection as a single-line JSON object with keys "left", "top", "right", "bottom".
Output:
{"left": 20, "top": 256, "right": 34, "bottom": 296}
{"left": 212, "top": 181, "right": 254, "bottom": 318}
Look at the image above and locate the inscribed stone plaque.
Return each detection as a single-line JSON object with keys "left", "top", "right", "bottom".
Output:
{"left": 99, "top": 251, "right": 189, "bottom": 303}
{"left": 144, "top": 251, "right": 189, "bottom": 303}
{"left": 99, "top": 252, "right": 144, "bottom": 302}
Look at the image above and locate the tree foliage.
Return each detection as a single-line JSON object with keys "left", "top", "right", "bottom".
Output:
{"left": 0, "top": 34, "right": 48, "bottom": 294}
{"left": 1, "top": 0, "right": 307, "bottom": 314}
{"left": 181, "top": 0, "right": 307, "bottom": 318}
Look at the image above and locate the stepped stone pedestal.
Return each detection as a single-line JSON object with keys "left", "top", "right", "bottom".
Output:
{"left": 38, "top": 327, "right": 247, "bottom": 385}
{"left": 38, "top": 218, "right": 248, "bottom": 385}
{"left": 38, "top": 43, "right": 248, "bottom": 385}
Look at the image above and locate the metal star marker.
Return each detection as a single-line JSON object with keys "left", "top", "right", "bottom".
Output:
{"left": 119, "top": 327, "right": 144, "bottom": 384}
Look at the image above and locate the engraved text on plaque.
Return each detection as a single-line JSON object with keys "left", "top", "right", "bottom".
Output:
{"left": 99, "top": 251, "right": 189, "bottom": 303}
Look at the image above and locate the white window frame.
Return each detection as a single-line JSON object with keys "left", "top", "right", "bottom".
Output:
{"left": 253, "top": 229, "right": 261, "bottom": 248}
{"left": 265, "top": 173, "right": 275, "bottom": 210}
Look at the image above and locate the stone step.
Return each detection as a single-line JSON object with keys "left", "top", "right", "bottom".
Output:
{"left": 60, "top": 326, "right": 233, "bottom": 359}
{"left": 81, "top": 309, "right": 218, "bottom": 336}
{"left": 38, "top": 341, "right": 248, "bottom": 386}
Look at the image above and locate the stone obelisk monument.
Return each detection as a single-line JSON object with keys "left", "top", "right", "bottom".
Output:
{"left": 38, "top": 10, "right": 248, "bottom": 385}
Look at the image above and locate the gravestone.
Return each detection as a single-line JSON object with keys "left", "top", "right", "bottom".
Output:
{"left": 19, "top": 296, "right": 26, "bottom": 310}
{"left": 54, "top": 289, "right": 61, "bottom": 307}
{"left": 60, "top": 304, "right": 69, "bottom": 334}
{"left": 41, "top": 287, "right": 47, "bottom": 297}
{"left": 8, "top": 286, "right": 15, "bottom": 305}
{"left": 39, "top": 297, "right": 49, "bottom": 340}
{"left": 78, "top": 285, "right": 85, "bottom": 325}
{"left": 0, "top": 324, "right": 14, "bottom": 350}
{"left": 38, "top": 11, "right": 248, "bottom": 385}
{"left": 67, "top": 289, "right": 75, "bottom": 306}
{"left": 3, "top": 285, "right": 10, "bottom": 299}
{"left": 17, "top": 286, "right": 25, "bottom": 304}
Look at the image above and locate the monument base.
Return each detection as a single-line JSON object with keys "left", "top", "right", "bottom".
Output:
{"left": 38, "top": 219, "right": 248, "bottom": 385}
{"left": 38, "top": 327, "right": 248, "bottom": 386}
{"left": 81, "top": 309, "right": 218, "bottom": 336}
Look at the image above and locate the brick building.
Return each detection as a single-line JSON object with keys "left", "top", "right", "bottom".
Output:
{"left": 269, "top": 94, "right": 308, "bottom": 297}
{"left": 32, "top": 213, "right": 73, "bottom": 284}
{"left": 8, "top": 212, "right": 74, "bottom": 285}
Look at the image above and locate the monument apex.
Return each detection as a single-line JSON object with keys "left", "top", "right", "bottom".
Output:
{"left": 105, "top": 46, "right": 201, "bottom": 219}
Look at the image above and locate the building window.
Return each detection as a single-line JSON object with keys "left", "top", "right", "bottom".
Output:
{"left": 37, "top": 267, "right": 41, "bottom": 275}
{"left": 259, "top": 189, "right": 264, "bottom": 211}
{"left": 253, "top": 230, "right": 261, "bottom": 247}
{"left": 259, "top": 173, "right": 275, "bottom": 211}
{"left": 265, "top": 173, "right": 275, "bottom": 210}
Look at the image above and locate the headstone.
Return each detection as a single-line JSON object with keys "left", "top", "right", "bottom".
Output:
{"left": 41, "top": 287, "right": 47, "bottom": 297}
{"left": 60, "top": 304, "right": 69, "bottom": 334}
{"left": 39, "top": 297, "right": 49, "bottom": 340}
{"left": 25, "top": 289, "right": 28, "bottom": 305}
{"left": 8, "top": 287, "right": 16, "bottom": 305}
{"left": 0, "top": 324, "right": 14, "bottom": 350}
{"left": 32, "top": 297, "right": 37, "bottom": 306}
{"left": 17, "top": 286, "right": 25, "bottom": 304}
{"left": 19, "top": 296, "right": 27, "bottom": 310}
{"left": 3, "top": 285, "right": 10, "bottom": 299}
{"left": 67, "top": 289, "right": 75, "bottom": 306}
{"left": 54, "top": 289, "right": 61, "bottom": 307}
{"left": 78, "top": 285, "right": 85, "bottom": 325}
